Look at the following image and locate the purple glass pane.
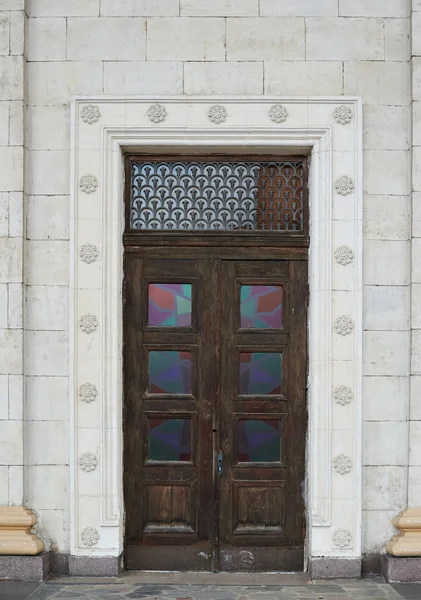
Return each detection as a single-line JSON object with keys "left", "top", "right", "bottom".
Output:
{"left": 149, "top": 351, "right": 192, "bottom": 394}
{"left": 239, "top": 352, "right": 282, "bottom": 395}
{"left": 148, "top": 418, "right": 192, "bottom": 461}
{"left": 240, "top": 285, "right": 283, "bottom": 329}
{"left": 148, "top": 283, "right": 192, "bottom": 327}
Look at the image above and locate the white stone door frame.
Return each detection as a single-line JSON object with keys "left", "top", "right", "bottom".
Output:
{"left": 69, "top": 96, "right": 363, "bottom": 562}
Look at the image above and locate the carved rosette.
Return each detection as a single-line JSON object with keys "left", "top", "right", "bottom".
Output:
{"left": 334, "top": 385, "right": 353, "bottom": 406}
{"left": 208, "top": 104, "right": 227, "bottom": 124}
{"left": 79, "top": 313, "right": 98, "bottom": 333}
{"left": 147, "top": 103, "right": 166, "bottom": 123}
{"left": 332, "top": 529, "right": 352, "bottom": 549}
{"left": 79, "top": 383, "right": 98, "bottom": 403}
{"left": 80, "top": 104, "right": 100, "bottom": 124}
{"left": 269, "top": 104, "right": 288, "bottom": 124}
{"left": 79, "top": 174, "right": 98, "bottom": 194}
{"left": 79, "top": 452, "right": 98, "bottom": 472}
{"left": 80, "top": 527, "right": 99, "bottom": 547}
{"left": 335, "top": 176, "right": 354, "bottom": 196}
{"left": 334, "top": 315, "right": 354, "bottom": 336}
{"left": 335, "top": 245, "right": 354, "bottom": 265}
{"left": 333, "top": 454, "right": 352, "bottom": 475}
{"left": 80, "top": 243, "right": 98, "bottom": 264}
{"left": 334, "top": 105, "right": 353, "bottom": 125}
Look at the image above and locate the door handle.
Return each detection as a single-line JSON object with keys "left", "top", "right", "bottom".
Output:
{"left": 217, "top": 451, "right": 223, "bottom": 476}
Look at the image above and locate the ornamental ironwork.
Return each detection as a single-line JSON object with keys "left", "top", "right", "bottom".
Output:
{"left": 130, "top": 161, "right": 304, "bottom": 231}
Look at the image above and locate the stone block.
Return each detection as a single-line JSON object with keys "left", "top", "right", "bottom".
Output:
{"left": 0, "top": 146, "right": 23, "bottom": 192}
{"left": 0, "top": 328, "right": 22, "bottom": 375}
{"left": 25, "top": 241, "right": 69, "bottom": 286}
{"left": 385, "top": 19, "right": 410, "bottom": 62}
{"left": 408, "top": 467, "right": 421, "bottom": 507}
{"left": 413, "top": 59, "right": 421, "bottom": 102}
{"left": 26, "top": 195, "right": 69, "bottom": 241}
{"left": 26, "top": 286, "right": 68, "bottom": 331}
{"left": 184, "top": 62, "right": 263, "bottom": 95}
{"left": 8, "top": 191, "right": 22, "bottom": 238}
{"left": 363, "top": 510, "right": 397, "bottom": 553}
{"left": 0, "top": 552, "right": 49, "bottom": 581}
{"left": 0, "top": 466, "right": 7, "bottom": 503}
{"left": 410, "top": 377, "right": 421, "bottom": 421}
{"left": 226, "top": 17, "right": 305, "bottom": 60}
{"left": 27, "top": 106, "right": 69, "bottom": 151}
{"left": 27, "top": 61, "right": 103, "bottom": 105}
{"left": 364, "top": 240, "right": 409, "bottom": 286}
{"left": 412, "top": 330, "right": 421, "bottom": 374}
{"left": 363, "top": 421, "right": 408, "bottom": 466}
{"left": 181, "top": 0, "right": 258, "bottom": 16}
{"left": 10, "top": 11, "right": 24, "bottom": 56}
{"left": 26, "top": 150, "right": 69, "bottom": 195}
{"left": 69, "top": 555, "right": 121, "bottom": 577}
{"left": 0, "top": 192, "right": 8, "bottom": 236}
{"left": 0, "top": 13, "right": 9, "bottom": 56}
{"left": 382, "top": 555, "right": 421, "bottom": 582}
{"left": 362, "top": 466, "right": 407, "bottom": 511}
{"left": 0, "top": 238, "right": 22, "bottom": 283}
{"left": 26, "top": 421, "right": 68, "bottom": 466}
{"left": 148, "top": 17, "right": 225, "bottom": 61}
{"left": 260, "top": 0, "right": 337, "bottom": 16}
{"left": 0, "top": 419, "right": 23, "bottom": 465}
{"left": 365, "top": 150, "right": 410, "bottom": 196}
{"left": 26, "top": 376, "right": 68, "bottom": 421}
{"left": 411, "top": 285, "right": 421, "bottom": 329}
{"left": 28, "top": 17, "right": 66, "bottom": 61}
{"left": 363, "top": 286, "right": 409, "bottom": 331}
{"left": 306, "top": 17, "right": 384, "bottom": 61}
{"left": 412, "top": 239, "right": 421, "bottom": 283}
{"left": 309, "top": 557, "right": 361, "bottom": 579}
{"left": 364, "top": 376, "right": 409, "bottom": 422}
{"left": 265, "top": 60, "right": 342, "bottom": 95}
{"left": 8, "top": 466, "right": 22, "bottom": 505}
{"left": 0, "top": 285, "right": 7, "bottom": 329}
{"left": 413, "top": 12, "right": 421, "bottom": 58}
{"left": 50, "top": 552, "right": 69, "bottom": 575}
{"left": 24, "top": 330, "right": 68, "bottom": 376}
{"left": 413, "top": 103, "right": 421, "bottom": 147}
{"left": 104, "top": 61, "right": 183, "bottom": 94}
{"left": 0, "top": 0, "right": 24, "bottom": 8}
{"left": 25, "top": 466, "right": 69, "bottom": 510}
{"left": 8, "top": 283, "right": 23, "bottom": 329}
{"left": 0, "top": 101, "right": 9, "bottom": 145}
{"left": 9, "top": 102, "right": 24, "bottom": 147}
{"left": 363, "top": 331, "right": 410, "bottom": 377}
{"left": 8, "top": 374, "right": 23, "bottom": 421}
{"left": 0, "top": 56, "right": 23, "bottom": 101}
{"left": 364, "top": 195, "right": 410, "bottom": 241}
{"left": 101, "top": 0, "right": 178, "bottom": 15}
{"left": 27, "top": 0, "right": 99, "bottom": 16}
{"left": 410, "top": 423, "right": 421, "bottom": 467}
{"left": 344, "top": 61, "right": 411, "bottom": 106}
{"left": 339, "top": 0, "right": 409, "bottom": 17}
{"left": 0, "top": 374, "right": 7, "bottom": 418}
{"left": 364, "top": 105, "right": 410, "bottom": 151}
{"left": 36, "top": 510, "right": 69, "bottom": 553}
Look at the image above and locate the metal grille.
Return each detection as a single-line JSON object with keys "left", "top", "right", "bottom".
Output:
{"left": 130, "top": 161, "right": 304, "bottom": 231}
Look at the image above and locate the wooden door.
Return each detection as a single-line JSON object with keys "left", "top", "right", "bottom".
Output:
{"left": 124, "top": 255, "right": 307, "bottom": 571}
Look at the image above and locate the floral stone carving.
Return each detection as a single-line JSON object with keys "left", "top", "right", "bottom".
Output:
{"left": 79, "top": 174, "right": 98, "bottom": 194}
{"left": 334, "top": 105, "right": 353, "bottom": 125}
{"left": 333, "top": 454, "right": 352, "bottom": 475}
{"left": 79, "top": 313, "right": 98, "bottom": 333}
{"left": 80, "top": 104, "right": 100, "bottom": 124}
{"left": 147, "top": 103, "right": 166, "bottom": 123}
{"left": 208, "top": 105, "right": 227, "bottom": 124}
{"left": 334, "top": 385, "right": 353, "bottom": 406}
{"left": 80, "top": 527, "right": 99, "bottom": 547}
{"left": 335, "top": 246, "right": 354, "bottom": 265}
{"left": 79, "top": 383, "right": 98, "bottom": 403}
{"left": 269, "top": 104, "right": 288, "bottom": 124}
{"left": 80, "top": 243, "right": 99, "bottom": 264}
{"left": 332, "top": 529, "right": 352, "bottom": 548}
{"left": 79, "top": 452, "right": 98, "bottom": 472}
{"left": 335, "top": 176, "right": 354, "bottom": 196}
{"left": 334, "top": 315, "right": 354, "bottom": 336}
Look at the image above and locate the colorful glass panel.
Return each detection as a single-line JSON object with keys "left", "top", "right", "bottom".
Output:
{"left": 240, "top": 285, "right": 283, "bottom": 329}
{"left": 148, "top": 283, "right": 192, "bottom": 327}
{"left": 238, "top": 419, "right": 282, "bottom": 462}
{"left": 148, "top": 351, "right": 192, "bottom": 394}
{"left": 239, "top": 352, "right": 282, "bottom": 395}
{"left": 148, "top": 418, "right": 192, "bottom": 461}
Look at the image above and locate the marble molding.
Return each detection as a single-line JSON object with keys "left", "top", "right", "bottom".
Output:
{"left": 0, "top": 507, "right": 44, "bottom": 555}
{"left": 386, "top": 508, "right": 421, "bottom": 557}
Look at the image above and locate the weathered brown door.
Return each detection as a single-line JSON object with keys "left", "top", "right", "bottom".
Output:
{"left": 124, "top": 254, "right": 307, "bottom": 571}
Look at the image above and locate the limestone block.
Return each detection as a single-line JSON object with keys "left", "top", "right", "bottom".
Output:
{"left": 408, "top": 468, "right": 421, "bottom": 508}
{"left": 260, "top": 0, "right": 337, "bottom": 16}
{"left": 413, "top": 59, "right": 421, "bottom": 102}
{"left": 364, "top": 286, "right": 409, "bottom": 331}
{"left": 413, "top": 13, "right": 421, "bottom": 58}
{"left": 148, "top": 17, "right": 225, "bottom": 61}
{"left": 26, "top": 421, "right": 68, "bottom": 465}
{"left": 412, "top": 239, "right": 421, "bottom": 283}
{"left": 8, "top": 283, "right": 23, "bottom": 329}
{"left": 410, "top": 423, "right": 421, "bottom": 467}
{"left": 26, "top": 196, "right": 69, "bottom": 241}
{"left": 365, "top": 150, "right": 410, "bottom": 196}
{"left": 0, "top": 467, "right": 7, "bottom": 504}
{"left": 414, "top": 147, "right": 421, "bottom": 192}
{"left": 35, "top": 509, "right": 68, "bottom": 553}
{"left": 104, "top": 61, "right": 183, "bottom": 95}
{"left": 0, "top": 147, "right": 23, "bottom": 192}
{"left": 226, "top": 17, "right": 305, "bottom": 60}
{"left": 412, "top": 330, "right": 421, "bottom": 375}
{"left": 363, "top": 330, "right": 410, "bottom": 377}
{"left": 24, "top": 331, "right": 68, "bottom": 376}
{"left": 101, "top": 0, "right": 179, "bottom": 15}
{"left": 363, "top": 421, "right": 408, "bottom": 466}
{"left": 27, "top": 106, "right": 69, "bottom": 151}
{"left": 181, "top": 0, "right": 258, "bottom": 16}
{"left": 67, "top": 17, "right": 145, "bottom": 60}
{"left": 0, "top": 507, "right": 44, "bottom": 555}
{"left": 0, "top": 329, "right": 22, "bottom": 375}
{"left": 25, "top": 466, "right": 68, "bottom": 510}
{"left": 385, "top": 19, "right": 410, "bottom": 62}
{"left": 364, "top": 376, "right": 409, "bottom": 422}
{"left": 26, "top": 377, "right": 68, "bottom": 421}
{"left": 8, "top": 466, "right": 22, "bottom": 506}
{"left": 28, "top": 17, "right": 66, "bottom": 61}
{"left": 411, "top": 284, "right": 421, "bottom": 329}
{"left": 8, "top": 375, "right": 23, "bottom": 421}
{"left": 339, "top": 0, "right": 409, "bottom": 17}
{"left": 9, "top": 11, "right": 24, "bottom": 56}
{"left": 364, "top": 195, "right": 410, "bottom": 241}
{"left": 0, "top": 14, "right": 9, "bottom": 56}
{"left": 364, "top": 240, "right": 409, "bottom": 285}
{"left": 410, "top": 377, "right": 421, "bottom": 421}
{"left": 26, "top": 150, "right": 69, "bottom": 195}
{"left": 26, "top": 241, "right": 68, "bottom": 286}
{"left": 27, "top": 61, "right": 103, "bottom": 105}
{"left": 363, "top": 509, "right": 397, "bottom": 553}
{"left": 413, "top": 102, "right": 421, "bottom": 147}
{"left": 27, "top": 0, "right": 99, "bottom": 16}
{"left": 0, "top": 102, "right": 9, "bottom": 145}
{"left": 344, "top": 61, "right": 411, "bottom": 106}
{"left": 0, "top": 0, "right": 24, "bottom": 8}
{"left": 0, "top": 238, "right": 22, "bottom": 283}
{"left": 0, "top": 420, "right": 23, "bottom": 465}
{"left": 387, "top": 508, "right": 421, "bottom": 557}
{"left": 306, "top": 17, "right": 384, "bottom": 61}
{"left": 26, "top": 286, "right": 68, "bottom": 331}
{"left": 9, "top": 102, "right": 24, "bottom": 146}
{"left": 265, "top": 60, "right": 342, "bottom": 95}
{"left": 0, "top": 285, "right": 6, "bottom": 329}
{"left": 0, "top": 56, "right": 23, "bottom": 101}
{"left": 0, "top": 193, "right": 8, "bottom": 236}
{"left": 364, "top": 105, "right": 410, "bottom": 151}
{"left": 363, "top": 466, "right": 407, "bottom": 511}
{"left": 184, "top": 62, "right": 263, "bottom": 95}
{"left": 8, "top": 192, "right": 22, "bottom": 239}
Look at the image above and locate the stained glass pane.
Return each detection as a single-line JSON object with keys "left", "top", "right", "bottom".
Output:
{"left": 238, "top": 419, "right": 282, "bottom": 462}
{"left": 148, "top": 418, "right": 192, "bottom": 461}
{"left": 130, "top": 161, "right": 304, "bottom": 231}
{"left": 148, "top": 351, "right": 192, "bottom": 394}
{"left": 239, "top": 352, "right": 282, "bottom": 395}
{"left": 240, "top": 285, "right": 283, "bottom": 329}
{"left": 148, "top": 283, "right": 192, "bottom": 327}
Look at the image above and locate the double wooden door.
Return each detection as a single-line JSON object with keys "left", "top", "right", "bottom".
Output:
{"left": 124, "top": 254, "right": 307, "bottom": 571}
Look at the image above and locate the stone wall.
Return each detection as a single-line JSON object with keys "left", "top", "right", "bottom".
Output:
{"left": 0, "top": 0, "right": 414, "bottom": 557}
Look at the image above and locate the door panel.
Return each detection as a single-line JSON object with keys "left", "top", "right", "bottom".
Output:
{"left": 124, "top": 256, "right": 307, "bottom": 571}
